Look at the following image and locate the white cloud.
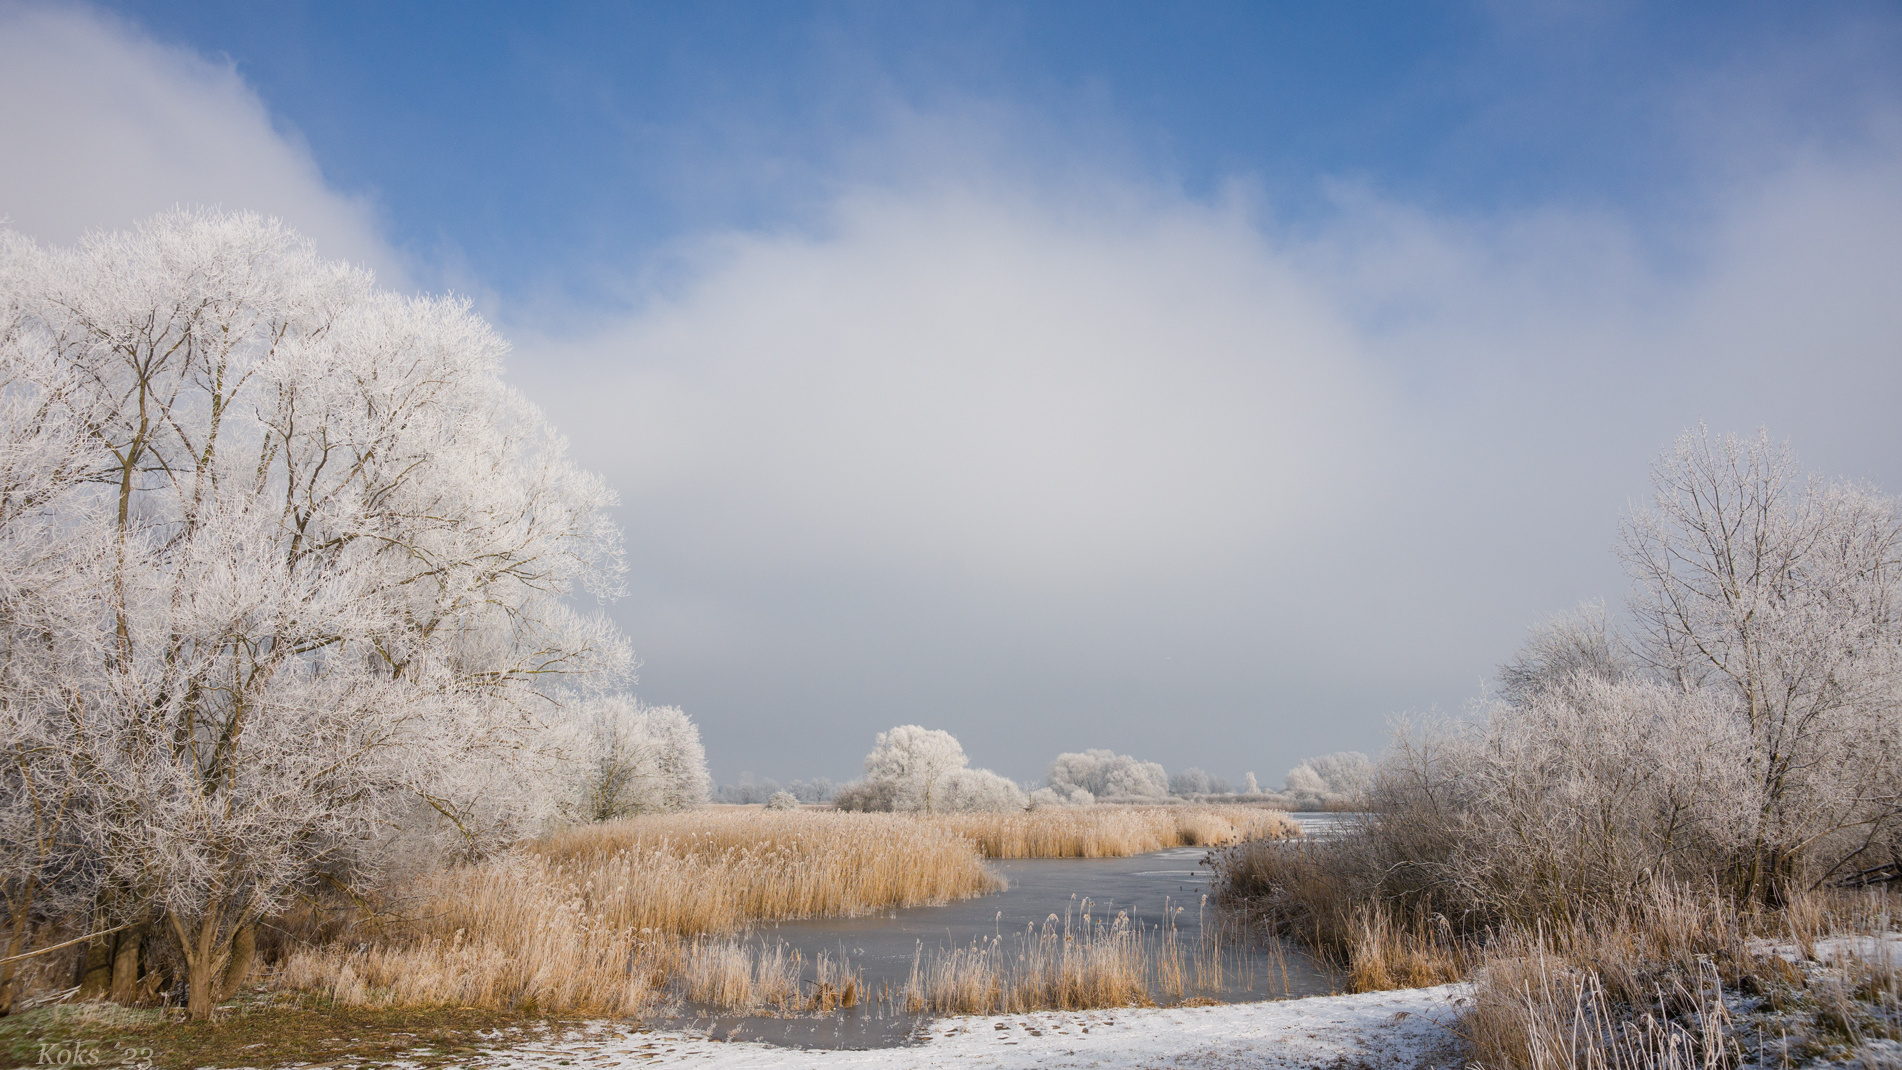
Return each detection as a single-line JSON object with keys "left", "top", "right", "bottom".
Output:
{"left": 536, "top": 186, "right": 1393, "bottom": 584}
{"left": 0, "top": 3, "right": 401, "bottom": 282}
{"left": 516, "top": 122, "right": 1902, "bottom": 782}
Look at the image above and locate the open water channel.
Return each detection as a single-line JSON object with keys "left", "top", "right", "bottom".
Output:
{"left": 650, "top": 815, "right": 1350, "bottom": 1049}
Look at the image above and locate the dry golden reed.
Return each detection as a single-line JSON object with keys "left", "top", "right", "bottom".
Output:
{"left": 528, "top": 810, "right": 1004, "bottom": 929}
{"left": 276, "top": 807, "right": 1294, "bottom": 1016}
{"left": 930, "top": 805, "right": 1299, "bottom": 859}
{"left": 1344, "top": 902, "right": 1467, "bottom": 993}
{"left": 277, "top": 855, "right": 673, "bottom": 1015}
{"left": 894, "top": 899, "right": 1253, "bottom": 1014}
{"left": 279, "top": 810, "right": 997, "bottom": 1014}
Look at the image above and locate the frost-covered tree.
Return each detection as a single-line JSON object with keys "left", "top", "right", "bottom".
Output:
{"left": 841, "top": 725, "right": 1023, "bottom": 812}
{"left": 0, "top": 270, "right": 105, "bottom": 1009}
{"left": 1496, "top": 602, "right": 1628, "bottom": 709}
{"left": 1621, "top": 428, "right": 1902, "bottom": 894}
{"left": 1169, "top": 767, "right": 1231, "bottom": 797}
{"left": 571, "top": 697, "right": 709, "bottom": 820}
{"left": 787, "top": 777, "right": 837, "bottom": 803}
{"left": 1045, "top": 749, "right": 1169, "bottom": 801}
{"left": 1280, "top": 752, "right": 1375, "bottom": 809}
{"left": 0, "top": 213, "right": 630, "bottom": 1017}
{"left": 861, "top": 725, "right": 968, "bottom": 812}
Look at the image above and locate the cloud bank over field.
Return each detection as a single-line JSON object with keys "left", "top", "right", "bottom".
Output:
{"left": 5, "top": 4, "right": 1902, "bottom": 782}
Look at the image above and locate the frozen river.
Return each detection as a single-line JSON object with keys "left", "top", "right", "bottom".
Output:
{"left": 650, "top": 841, "right": 1341, "bottom": 1048}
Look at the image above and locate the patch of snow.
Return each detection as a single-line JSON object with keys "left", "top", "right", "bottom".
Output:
{"left": 464, "top": 987, "right": 1472, "bottom": 1069}
{"left": 1754, "top": 932, "right": 1902, "bottom": 965}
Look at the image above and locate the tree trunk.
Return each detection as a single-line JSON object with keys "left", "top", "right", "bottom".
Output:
{"left": 215, "top": 924, "right": 255, "bottom": 1002}
{"left": 108, "top": 925, "right": 143, "bottom": 1005}
{"left": 0, "top": 891, "right": 32, "bottom": 1016}
{"left": 75, "top": 931, "right": 115, "bottom": 999}
{"left": 173, "top": 906, "right": 234, "bottom": 1021}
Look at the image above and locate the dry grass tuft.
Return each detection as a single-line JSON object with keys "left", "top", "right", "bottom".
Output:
{"left": 931, "top": 805, "right": 1298, "bottom": 859}
{"left": 1459, "top": 882, "right": 1902, "bottom": 1070}
{"left": 1344, "top": 902, "right": 1466, "bottom": 993}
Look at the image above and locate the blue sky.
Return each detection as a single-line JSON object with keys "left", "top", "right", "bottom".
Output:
{"left": 93, "top": 2, "right": 1902, "bottom": 310}
{"left": 6, "top": 1, "right": 1902, "bottom": 785}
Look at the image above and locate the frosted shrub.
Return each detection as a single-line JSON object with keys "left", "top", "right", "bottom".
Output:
{"left": 715, "top": 775, "right": 835, "bottom": 804}
{"left": 862, "top": 725, "right": 968, "bottom": 811}
{"left": 845, "top": 725, "right": 1025, "bottom": 813}
{"left": 1351, "top": 429, "right": 1902, "bottom": 922}
{"left": 1045, "top": 749, "right": 1169, "bottom": 801}
{"left": 1027, "top": 786, "right": 1096, "bottom": 809}
{"left": 1370, "top": 676, "right": 1759, "bottom": 922}
{"left": 763, "top": 791, "right": 800, "bottom": 811}
{"left": 832, "top": 779, "right": 899, "bottom": 812}
{"left": 938, "top": 768, "right": 1028, "bottom": 813}
{"left": 570, "top": 696, "right": 711, "bottom": 820}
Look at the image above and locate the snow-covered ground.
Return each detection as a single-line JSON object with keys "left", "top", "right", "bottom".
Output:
{"left": 467, "top": 986, "right": 1472, "bottom": 1069}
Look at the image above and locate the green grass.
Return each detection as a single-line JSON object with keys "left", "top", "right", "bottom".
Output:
{"left": 0, "top": 990, "right": 601, "bottom": 1069}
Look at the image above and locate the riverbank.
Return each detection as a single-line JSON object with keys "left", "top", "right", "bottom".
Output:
{"left": 428, "top": 984, "right": 1472, "bottom": 1069}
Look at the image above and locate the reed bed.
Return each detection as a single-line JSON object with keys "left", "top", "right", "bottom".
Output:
{"left": 677, "top": 937, "right": 863, "bottom": 1014}
{"left": 892, "top": 898, "right": 1256, "bottom": 1014}
{"left": 279, "top": 811, "right": 994, "bottom": 1015}
{"left": 528, "top": 810, "right": 1003, "bottom": 929}
{"left": 930, "top": 805, "right": 1299, "bottom": 859}
{"left": 276, "top": 807, "right": 1290, "bottom": 1017}
{"left": 277, "top": 854, "right": 674, "bottom": 1015}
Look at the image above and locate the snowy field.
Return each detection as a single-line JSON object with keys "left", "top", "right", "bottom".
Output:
{"left": 456, "top": 986, "right": 1471, "bottom": 1070}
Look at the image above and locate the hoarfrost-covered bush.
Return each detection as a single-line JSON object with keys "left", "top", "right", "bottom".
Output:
{"left": 764, "top": 791, "right": 800, "bottom": 811}
{"left": 570, "top": 697, "right": 710, "bottom": 820}
{"left": 1355, "top": 429, "right": 1902, "bottom": 923}
{"left": 1369, "top": 676, "right": 1758, "bottom": 922}
{"left": 939, "top": 768, "right": 1028, "bottom": 812}
{"left": 843, "top": 725, "right": 1024, "bottom": 812}
{"left": 1045, "top": 749, "right": 1169, "bottom": 801}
